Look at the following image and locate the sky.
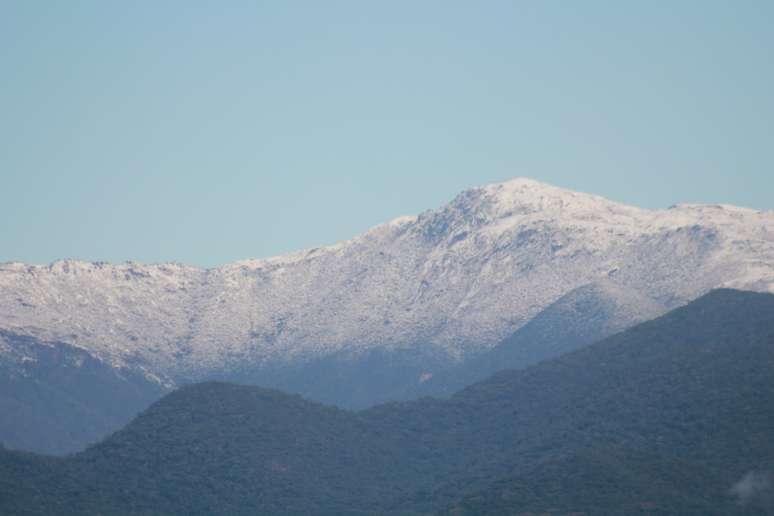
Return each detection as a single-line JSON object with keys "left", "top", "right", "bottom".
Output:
{"left": 1, "top": 1, "right": 773, "bottom": 268}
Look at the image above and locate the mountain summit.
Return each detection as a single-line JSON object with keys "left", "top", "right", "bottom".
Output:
{"left": 1, "top": 178, "right": 773, "bottom": 415}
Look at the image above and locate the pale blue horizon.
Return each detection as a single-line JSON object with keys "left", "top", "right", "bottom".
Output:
{"left": 1, "top": 1, "right": 772, "bottom": 267}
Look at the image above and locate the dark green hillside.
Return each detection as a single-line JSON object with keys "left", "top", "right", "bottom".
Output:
{"left": 1, "top": 289, "right": 773, "bottom": 515}
{"left": 439, "top": 447, "right": 733, "bottom": 516}
{"left": 428, "top": 289, "right": 774, "bottom": 513}
{"left": 64, "top": 383, "right": 429, "bottom": 515}
{"left": 367, "top": 290, "right": 774, "bottom": 500}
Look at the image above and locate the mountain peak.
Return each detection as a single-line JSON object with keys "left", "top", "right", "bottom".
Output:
{"left": 1, "top": 176, "right": 772, "bottom": 399}
{"left": 430, "top": 177, "right": 642, "bottom": 236}
{"left": 483, "top": 176, "right": 560, "bottom": 191}
{"left": 477, "top": 177, "right": 637, "bottom": 213}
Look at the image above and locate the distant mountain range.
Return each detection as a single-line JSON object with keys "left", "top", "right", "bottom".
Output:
{"left": 2, "top": 289, "right": 773, "bottom": 515}
{"left": 1, "top": 178, "right": 773, "bottom": 453}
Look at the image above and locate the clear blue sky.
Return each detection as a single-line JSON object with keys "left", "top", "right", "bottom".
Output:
{"left": 1, "top": 1, "right": 772, "bottom": 267}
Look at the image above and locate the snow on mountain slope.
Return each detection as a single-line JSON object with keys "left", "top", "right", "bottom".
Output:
{"left": 410, "top": 279, "right": 668, "bottom": 399}
{"left": 1, "top": 178, "right": 773, "bottom": 384}
{"left": 0, "top": 330, "right": 166, "bottom": 454}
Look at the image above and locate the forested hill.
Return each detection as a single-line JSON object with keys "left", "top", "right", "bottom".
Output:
{"left": 2, "top": 289, "right": 773, "bottom": 515}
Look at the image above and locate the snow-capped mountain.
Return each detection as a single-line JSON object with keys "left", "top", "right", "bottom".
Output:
{"left": 2, "top": 178, "right": 773, "bottom": 387}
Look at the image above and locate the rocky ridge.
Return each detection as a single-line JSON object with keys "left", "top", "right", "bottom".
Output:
{"left": 1, "top": 178, "right": 773, "bottom": 386}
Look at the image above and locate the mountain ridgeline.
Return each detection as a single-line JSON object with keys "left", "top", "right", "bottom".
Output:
{"left": 2, "top": 289, "right": 773, "bottom": 515}
{"left": 2, "top": 178, "right": 774, "bottom": 454}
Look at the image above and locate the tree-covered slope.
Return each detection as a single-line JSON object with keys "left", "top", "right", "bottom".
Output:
{"left": 438, "top": 447, "right": 735, "bottom": 516}
{"left": 2, "top": 289, "right": 773, "bottom": 515}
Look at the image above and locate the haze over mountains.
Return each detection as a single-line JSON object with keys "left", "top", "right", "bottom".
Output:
{"left": 2, "top": 178, "right": 774, "bottom": 452}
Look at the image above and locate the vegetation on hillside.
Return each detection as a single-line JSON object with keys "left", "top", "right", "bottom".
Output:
{"left": 1, "top": 289, "right": 772, "bottom": 515}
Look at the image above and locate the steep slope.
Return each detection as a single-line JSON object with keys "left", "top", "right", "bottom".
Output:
{"left": 0, "top": 330, "right": 167, "bottom": 455}
{"left": 427, "top": 288, "right": 774, "bottom": 513}
{"left": 1, "top": 289, "right": 773, "bottom": 515}
{"left": 412, "top": 279, "right": 664, "bottom": 398}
